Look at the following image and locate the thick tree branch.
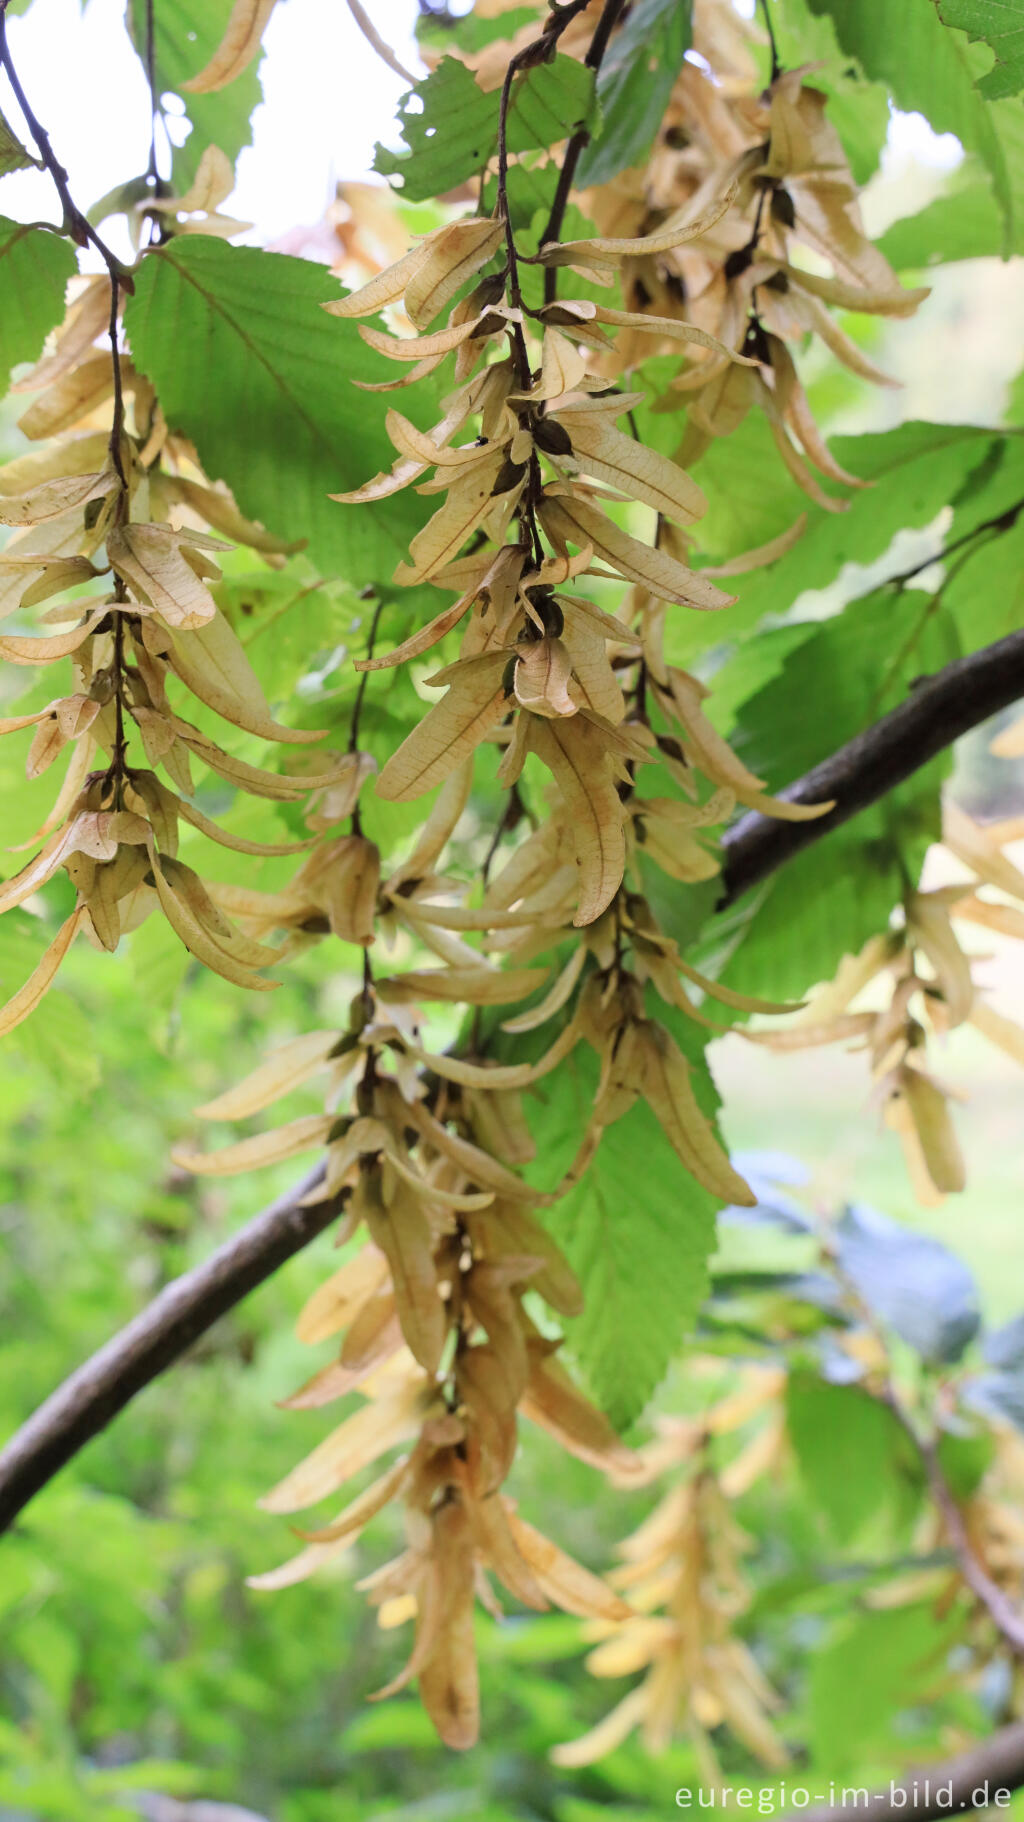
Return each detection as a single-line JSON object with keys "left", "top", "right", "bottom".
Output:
{"left": 0, "top": 1166, "right": 335, "bottom": 1534}
{"left": 794, "top": 1720, "right": 1024, "bottom": 1822}
{"left": 720, "top": 627, "right": 1024, "bottom": 907}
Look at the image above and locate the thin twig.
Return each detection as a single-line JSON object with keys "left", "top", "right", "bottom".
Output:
{"left": 144, "top": 0, "right": 159, "bottom": 182}
{"left": 760, "top": 0, "right": 781, "bottom": 84}
{"left": 0, "top": 3, "right": 129, "bottom": 282}
{"left": 538, "top": 0, "right": 629, "bottom": 306}
{"left": 348, "top": 592, "right": 386, "bottom": 842}
{"left": 348, "top": 593, "right": 387, "bottom": 757}
{"left": 494, "top": 0, "right": 618, "bottom": 557}
{"left": 884, "top": 497, "right": 1024, "bottom": 593}
{"left": 344, "top": 0, "right": 417, "bottom": 87}
{"left": 883, "top": 1387, "right": 1024, "bottom": 1657}
{"left": 0, "top": 5, "right": 135, "bottom": 793}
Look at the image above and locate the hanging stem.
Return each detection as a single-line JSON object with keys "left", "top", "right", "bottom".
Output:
{"left": 538, "top": 0, "right": 629, "bottom": 307}
{"left": 144, "top": 0, "right": 159, "bottom": 182}
{"left": 348, "top": 594, "right": 387, "bottom": 758}
{"left": 0, "top": 3, "right": 130, "bottom": 283}
{"left": 0, "top": 5, "right": 139, "bottom": 801}
{"left": 349, "top": 591, "right": 387, "bottom": 842}
{"left": 760, "top": 0, "right": 781, "bottom": 85}
{"left": 494, "top": 0, "right": 625, "bottom": 566}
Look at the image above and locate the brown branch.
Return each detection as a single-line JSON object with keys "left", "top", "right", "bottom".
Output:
{"left": 0, "top": 4, "right": 130, "bottom": 285}
{"left": 0, "top": 1166, "right": 336, "bottom": 1535}
{"left": 539, "top": 0, "right": 629, "bottom": 306}
{"left": 827, "top": 1245, "right": 1024, "bottom": 1662}
{"left": 719, "top": 626, "right": 1024, "bottom": 907}
{"left": 794, "top": 1720, "right": 1024, "bottom": 1822}
{"left": 884, "top": 1388, "right": 1024, "bottom": 1658}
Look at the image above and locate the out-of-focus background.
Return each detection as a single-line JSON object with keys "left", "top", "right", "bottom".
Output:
{"left": 1, "top": 2, "right": 1024, "bottom": 1818}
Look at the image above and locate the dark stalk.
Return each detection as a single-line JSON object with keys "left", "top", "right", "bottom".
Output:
{"left": 0, "top": 3, "right": 130, "bottom": 283}
{"left": 538, "top": 0, "right": 629, "bottom": 306}
{"left": 144, "top": 0, "right": 159, "bottom": 183}
{"left": 0, "top": 6, "right": 138, "bottom": 799}
{"left": 348, "top": 593, "right": 387, "bottom": 757}
{"left": 349, "top": 592, "right": 387, "bottom": 839}
{"left": 760, "top": 0, "right": 781, "bottom": 84}
{"left": 885, "top": 497, "right": 1024, "bottom": 592}
{"left": 884, "top": 1386, "right": 1024, "bottom": 1657}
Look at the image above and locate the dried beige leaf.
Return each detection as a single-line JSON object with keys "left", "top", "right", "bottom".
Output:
{"left": 540, "top": 493, "right": 734, "bottom": 612}
{"left": 153, "top": 145, "right": 236, "bottom": 213}
{"left": 0, "top": 604, "right": 108, "bottom": 665}
{"left": 943, "top": 801, "right": 1024, "bottom": 901}
{"left": 194, "top": 1030, "right": 338, "bottom": 1120}
{"left": 528, "top": 715, "right": 626, "bottom": 926}
{"left": 638, "top": 1023, "right": 755, "bottom": 1204}
{"left": 295, "top": 1457, "right": 412, "bottom": 1547}
{"left": 513, "top": 636, "right": 578, "bottom": 718}
{"left": 970, "top": 999, "right": 1024, "bottom": 1067}
{"left": 555, "top": 409, "right": 707, "bottom": 524}
{"left": 148, "top": 851, "right": 281, "bottom": 990}
{"left": 0, "top": 906, "right": 83, "bottom": 1036}
{"left": 404, "top": 217, "right": 504, "bottom": 328}
{"left": 108, "top": 525, "right": 224, "bottom": 630}
{"left": 359, "top": 314, "right": 497, "bottom": 364}
{"left": 0, "top": 469, "right": 113, "bottom": 527}
{"left": 310, "top": 834, "right": 380, "bottom": 946}
{"left": 354, "top": 588, "right": 477, "bottom": 673}
{"left": 395, "top": 451, "right": 507, "bottom": 583}
{"left": 540, "top": 185, "right": 735, "bottom": 268}
{"left": 521, "top": 1354, "right": 644, "bottom": 1482}
{"left": 296, "top": 1248, "right": 391, "bottom": 1345}
{"left": 260, "top": 1381, "right": 429, "bottom": 1513}
{"left": 906, "top": 890, "right": 974, "bottom": 1028}
{"left": 182, "top": 0, "right": 279, "bottom": 92}
{"left": 505, "top": 1511, "right": 632, "bottom": 1621}
{"left": 365, "top": 1182, "right": 446, "bottom": 1374}
{"left": 172, "top": 1114, "right": 332, "bottom": 1177}
{"left": 900, "top": 1069, "right": 966, "bottom": 1196}
{"left": 376, "top": 651, "right": 509, "bottom": 801}
{"left": 551, "top": 1687, "right": 648, "bottom": 1768}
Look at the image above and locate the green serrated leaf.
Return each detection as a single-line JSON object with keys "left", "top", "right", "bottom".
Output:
{"left": 941, "top": 434, "right": 1024, "bottom": 644}
{"left": 879, "top": 96, "right": 1024, "bottom": 266}
{"left": 807, "top": 0, "right": 1013, "bottom": 248}
{"left": 126, "top": 0, "right": 263, "bottom": 189}
{"left": 809, "top": 1600, "right": 964, "bottom": 1768}
{"left": 373, "top": 54, "right": 595, "bottom": 204}
{"left": 9, "top": 985, "right": 102, "bottom": 1092}
{"left": 667, "top": 421, "right": 1000, "bottom": 662}
{"left": 526, "top": 1028, "right": 720, "bottom": 1429}
{"left": 415, "top": 6, "right": 536, "bottom": 58}
{"left": 937, "top": 0, "right": 1024, "bottom": 98}
{"left": 786, "top": 1371, "right": 923, "bottom": 1545}
{"left": 0, "top": 216, "right": 77, "bottom": 386}
{"left": 0, "top": 107, "right": 38, "bottom": 177}
{"left": 124, "top": 238, "right": 435, "bottom": 591}
{"left": 577, "top": 0, "right": 692, "bottom": 188}
{"left": 702, "top": 585, "right": 962, "bottom": 999}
